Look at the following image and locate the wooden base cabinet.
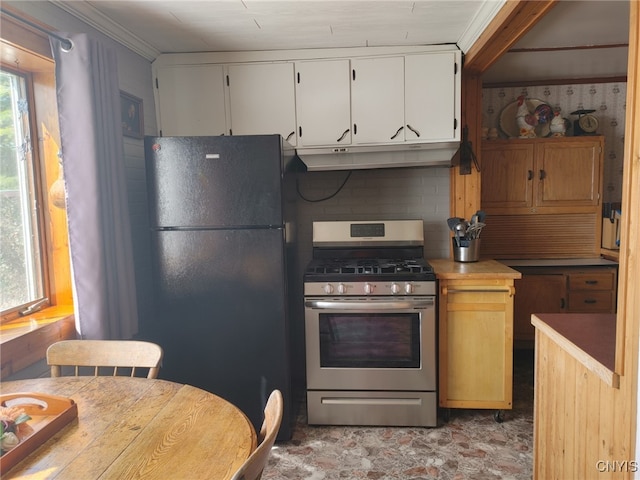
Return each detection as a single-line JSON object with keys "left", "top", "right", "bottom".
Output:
{"left": 513, "top": 265, "right": 617, "bottom": 348}
{"left": 438, "top": 278, "right": 516, "bottom": 411}
{"left": 514, "top": 272, "right": 566, "bottom": 347}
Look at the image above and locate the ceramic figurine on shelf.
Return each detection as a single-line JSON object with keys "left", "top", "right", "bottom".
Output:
{"left": 515, "top": 95, "right": 538, "bottom": 137}
{"left": 515, "top": 95, "right": 554, "bottom": 138}
{"left": 550, "top": 111, "right": 567, "bottom": 136}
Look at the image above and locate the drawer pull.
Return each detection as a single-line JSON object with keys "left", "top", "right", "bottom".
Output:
{"left": 585, "top": 280, "right": 599, "bottom": 285}
{"left": 442, "top": 287, "right": 515, "bottom": 296}
{"left": 584, "top": 299, "right": 598, "bottom": 304}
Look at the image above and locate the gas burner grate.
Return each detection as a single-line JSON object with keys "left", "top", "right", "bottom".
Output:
{"left": 305, "top": 258, "right": 434, "bottom": 276}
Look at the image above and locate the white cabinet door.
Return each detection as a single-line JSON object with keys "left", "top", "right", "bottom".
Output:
{"left": 351, "top": 57, "right": 405, "bottom": 145}
{"left": 156, "top": 65, "right": 226, "bottom": 136}
{"left": 405, "top": 52, "right": 458, "bottom": 142}
{"left": 295, "top": 59, "right": 351, "bottom": 147}
{"left": 226, "top": 63, "right": 297, "bottom": 145}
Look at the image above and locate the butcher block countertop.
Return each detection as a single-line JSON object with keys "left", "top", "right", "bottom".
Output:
{"left": 532, "top": 313, "right": 619, "bottom": 388}
{"left": 429, "top": 258, "right": 522, "bottom": 280}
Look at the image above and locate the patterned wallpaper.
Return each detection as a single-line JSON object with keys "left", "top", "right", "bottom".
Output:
{"left": 482, "top": 83, "right": 627, "bottom": 203}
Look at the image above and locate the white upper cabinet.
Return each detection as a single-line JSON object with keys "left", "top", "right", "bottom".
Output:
{"left": 295, "top": 59, "right": 351, "bottom": 147}
{"left": 155, "top": 65, "right": 226, "bottom": 136}
{"left": 350, "top": 53, "right": 459, "bottom": 146}
{"left": 152, "top": 47, "right": 460, "bottom": 152}
{"left": 226, "top": 63, "right": 297, "bottom": 145}
{"left": 351, "top": 56, "right": 405, "bottom": 145}
{"left": 405, "top": 52, "right": 458, "bottom": 142}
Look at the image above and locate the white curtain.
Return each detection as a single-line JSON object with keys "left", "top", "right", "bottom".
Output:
{"left": 50, "top": 33, "right": 138, "bottom": 339}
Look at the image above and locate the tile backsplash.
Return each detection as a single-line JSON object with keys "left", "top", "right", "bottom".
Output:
{"left": 482, "top": 82, "right": 627, "bottom": 203}
{"left": 294, "top": 166, "right": 451, "bottom": 263}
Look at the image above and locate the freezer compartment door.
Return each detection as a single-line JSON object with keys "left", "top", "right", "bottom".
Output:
{"left": 145, "top": 135, "right": 285, "bottom": 227}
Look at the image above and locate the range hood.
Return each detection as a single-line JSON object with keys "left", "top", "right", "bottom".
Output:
{"left": 296, "top": 141, "right": 459, "bottom": 171}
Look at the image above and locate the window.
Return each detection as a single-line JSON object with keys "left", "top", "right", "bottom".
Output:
{"left": 0, "top": 67, "right": 47, "bottom": 315}
{"left": 0, "top": 16, "right": 72, "bottom": 322}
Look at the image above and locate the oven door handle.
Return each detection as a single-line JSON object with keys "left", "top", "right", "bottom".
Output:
{"left": 305, "top": 299, "right": 434, "bottom": 310}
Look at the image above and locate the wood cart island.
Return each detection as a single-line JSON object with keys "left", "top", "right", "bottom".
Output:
{"left": 429, "top": 259, "right": 521, "bottom": 422}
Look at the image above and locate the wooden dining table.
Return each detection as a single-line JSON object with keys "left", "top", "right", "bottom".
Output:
{"left": 1, "top": 376, "right": 257, "bottom": 479}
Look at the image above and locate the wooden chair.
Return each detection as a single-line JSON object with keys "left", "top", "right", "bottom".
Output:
{"left": 230, "top": 389, "right": 283, "bottom": 480}
{"left": 46, "top": 340, "right": 164, "bottom": 379}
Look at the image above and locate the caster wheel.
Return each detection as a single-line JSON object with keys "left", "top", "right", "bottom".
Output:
{"left": 494, "top": 410, "right": 505, "bottom": 423}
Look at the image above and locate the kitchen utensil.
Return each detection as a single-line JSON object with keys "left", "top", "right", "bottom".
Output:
{"left": 466, "top": 221, "right": 486, "bottom": 240}
{"left": 453, "top": 221, "right": 467, "bottom": 246}
{"left": 475, "top": 210, "right": 486, "bottom": 223}
{"left": 447, "top": 217, "right": 465, "bottom": 232}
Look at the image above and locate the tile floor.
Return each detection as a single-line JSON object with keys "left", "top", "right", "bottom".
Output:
{"left": 262, "top": 350, "right": 535, "bottom": 480}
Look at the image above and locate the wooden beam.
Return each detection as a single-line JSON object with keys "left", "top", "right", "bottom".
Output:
{"left": 464, "top": 0, "right": 558, "bottom": 75}
{"left": 617, "top": 0, "right": 639, "bottom": 377}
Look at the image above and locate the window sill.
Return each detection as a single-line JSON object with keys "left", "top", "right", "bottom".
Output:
{"left": 0, "top": 306, "right": 76, "bottom": 380}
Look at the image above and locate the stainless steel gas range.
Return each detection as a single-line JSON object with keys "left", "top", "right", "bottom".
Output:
{"left": 303, "top": 220, "right": 437, "bottom": 427}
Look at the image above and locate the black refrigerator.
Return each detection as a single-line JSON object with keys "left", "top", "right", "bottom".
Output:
{"left": 143, "top": 134, "right": 302, "bottom": 440}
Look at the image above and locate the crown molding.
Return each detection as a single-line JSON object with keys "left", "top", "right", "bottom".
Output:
{"left": 457, "top": 0, "right": 506, "bottom": 53}
{"left": 49, "top": 0, "right": 159, "bottom": 61}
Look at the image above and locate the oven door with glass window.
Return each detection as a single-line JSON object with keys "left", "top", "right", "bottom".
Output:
{"left": 304, "top": 296, "right": 436, "bottom": 391}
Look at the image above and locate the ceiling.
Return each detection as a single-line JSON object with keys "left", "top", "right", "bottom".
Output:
{"left": 50, "top": 0, "right": 630, "bottom": 84}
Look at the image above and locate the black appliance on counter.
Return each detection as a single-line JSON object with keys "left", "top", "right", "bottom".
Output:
{"left": 142, "top": 135, "right": 303, "bottom": 440}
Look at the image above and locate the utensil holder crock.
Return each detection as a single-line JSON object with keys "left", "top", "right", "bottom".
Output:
{"left": 452, "top": 238, "right": 481, "bottom": 262}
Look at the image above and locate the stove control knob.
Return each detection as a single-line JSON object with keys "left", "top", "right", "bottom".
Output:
{"left": 364, "top": 283, "right": 374, "bottom": 294}
{"left": 338, "top": 283, "right": 347, "bottom": 294}
{"left": 323, "top": 283, "right": 334, "bottom": 294}
{"left": 390, "top": 283, "right": 401, "bottom": 294}
{"left": 405, "top": 283, "right": 414, "bottom": 294}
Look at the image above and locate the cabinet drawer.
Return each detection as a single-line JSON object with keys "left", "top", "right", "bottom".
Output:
{"left": 568, "top": 272, "right": 614, "bottom": 291}
{"left": 568, "top": 291, "right": 615, "bottom": 312}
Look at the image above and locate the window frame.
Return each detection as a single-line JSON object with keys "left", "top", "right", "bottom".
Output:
{"left": 1, "top": 64, "right": 51, "bottom": 319}
{"left": 0, "top": 12, "right": 71, "bottom": 324}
